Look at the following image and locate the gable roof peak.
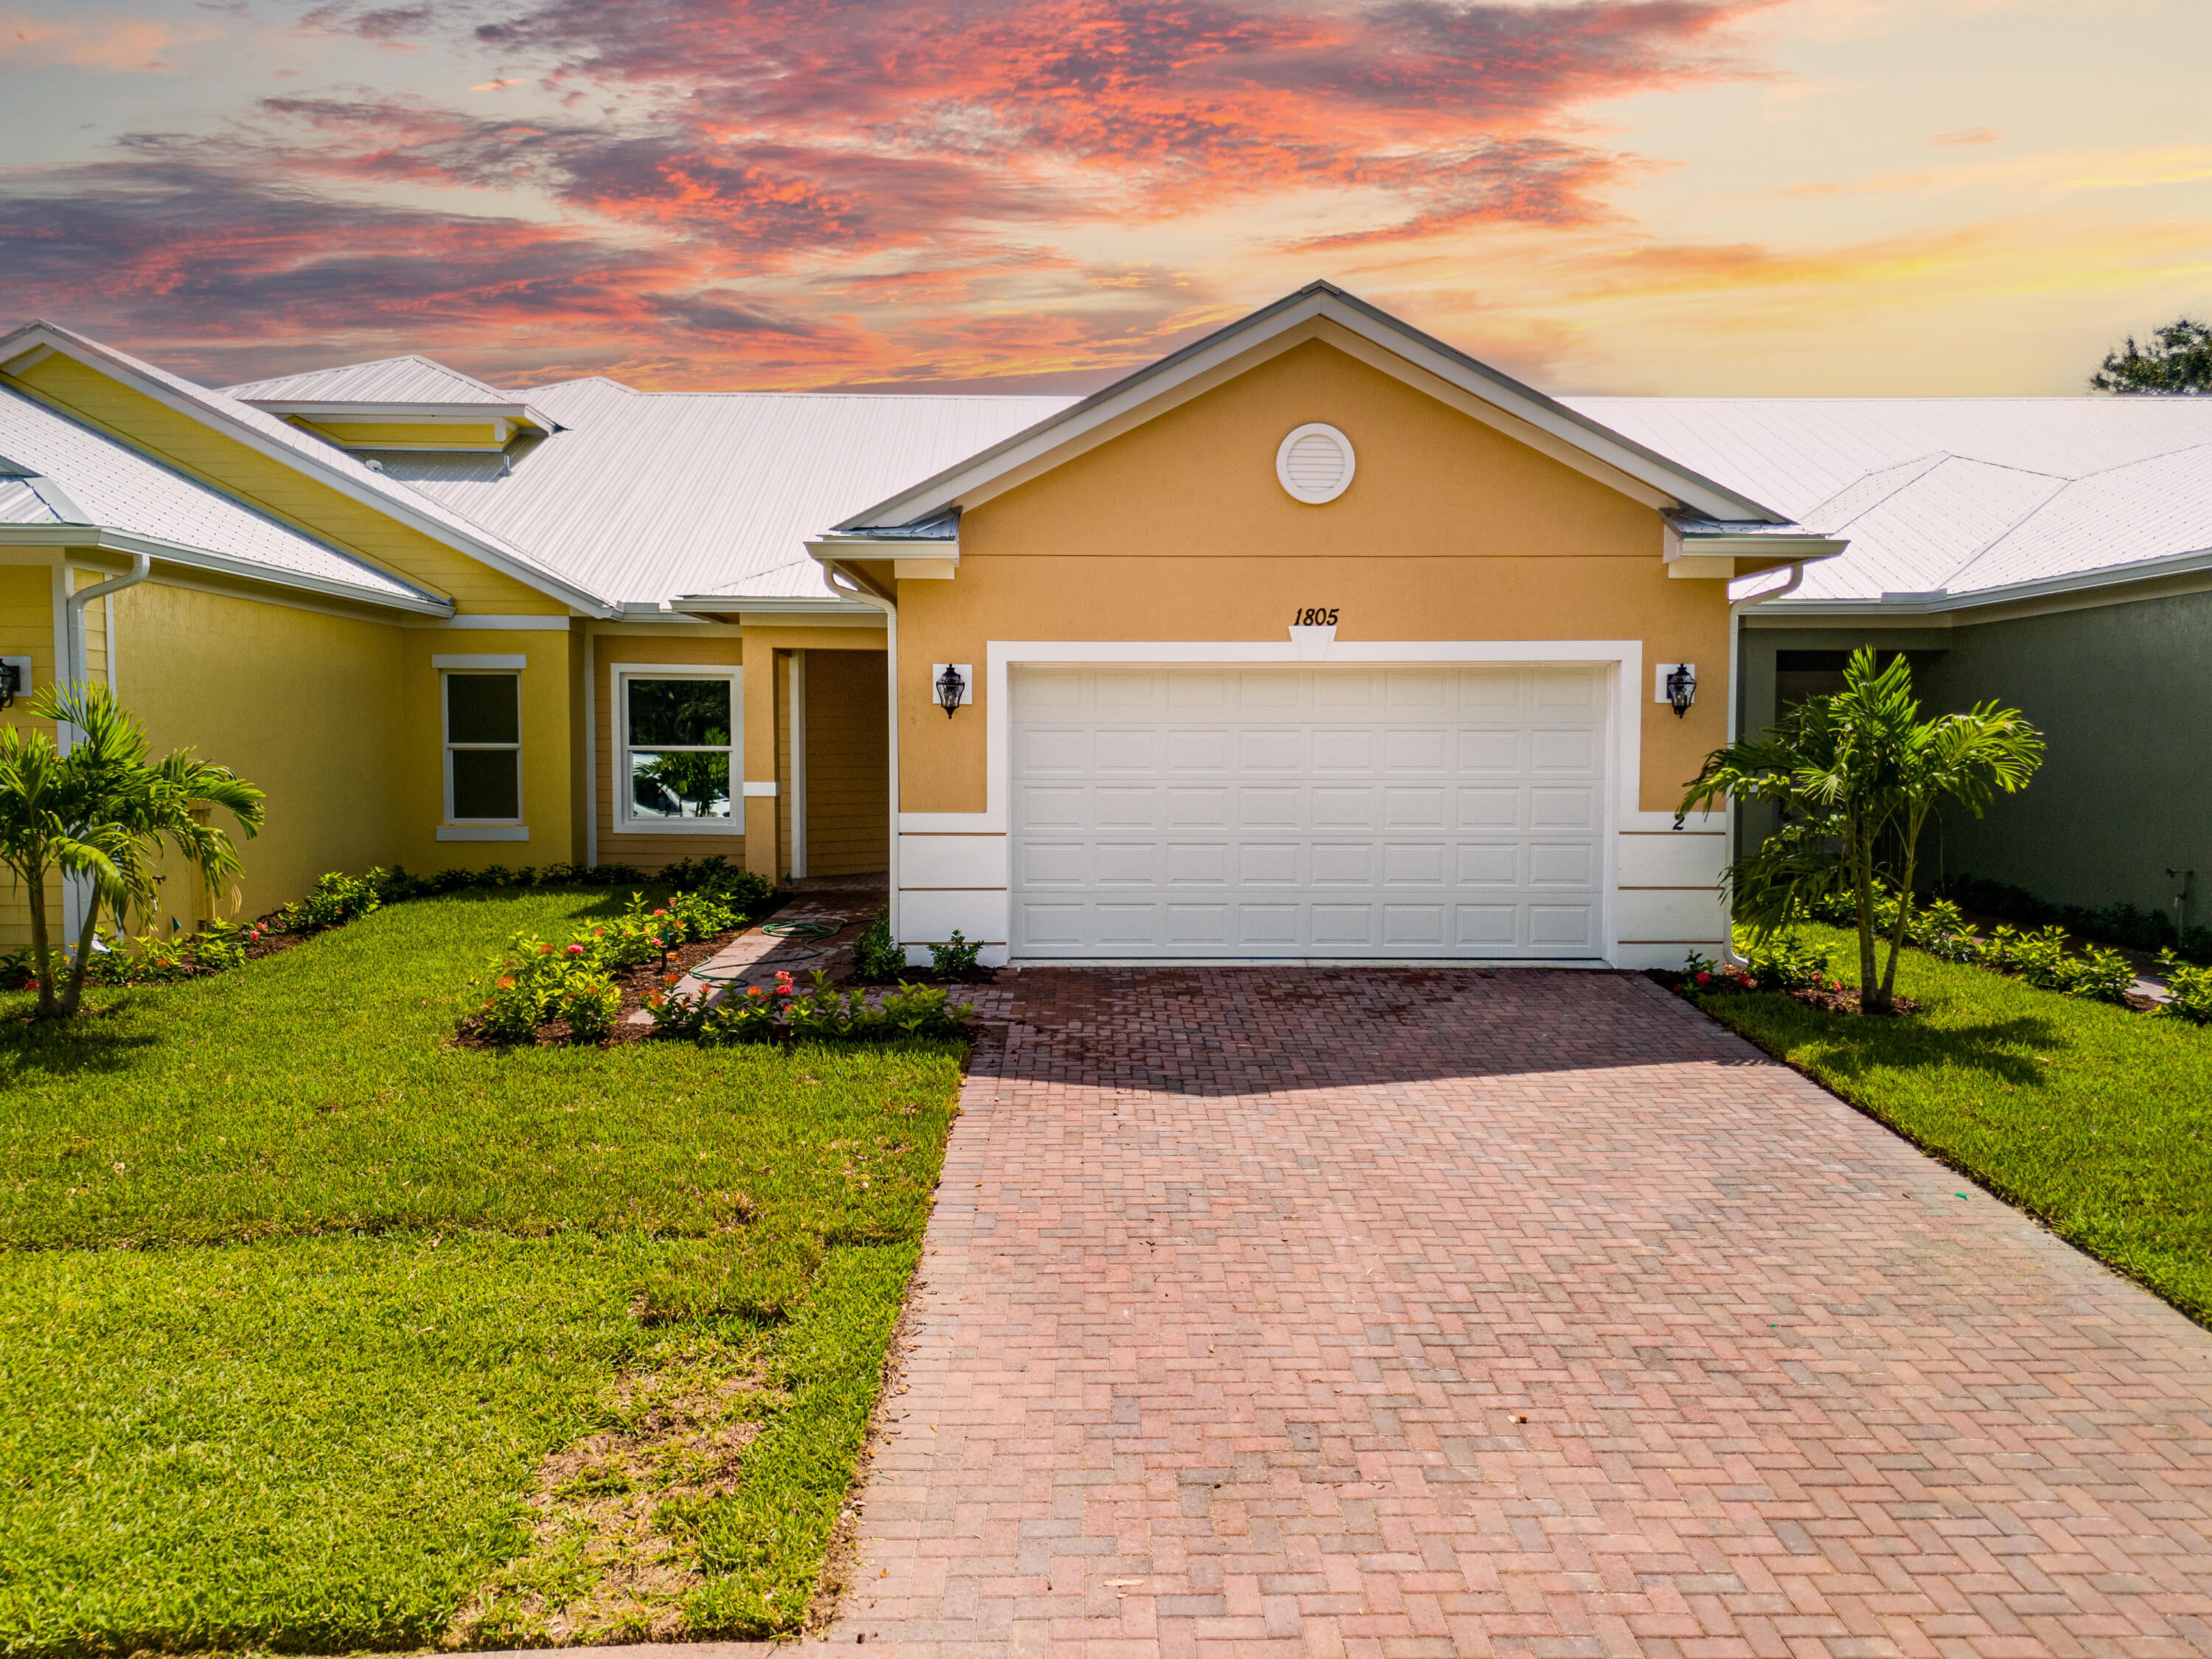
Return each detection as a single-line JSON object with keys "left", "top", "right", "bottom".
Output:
{"left": 836, "top": 280, "right": 1787, "bottom": 530}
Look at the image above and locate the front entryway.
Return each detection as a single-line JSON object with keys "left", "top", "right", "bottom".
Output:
{"left": 1009, "top": 663, "right": 1607, "bottom": 959}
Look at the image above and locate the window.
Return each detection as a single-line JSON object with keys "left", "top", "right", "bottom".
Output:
{"left": 444, "top": 672, "right": 521, "bottom": 821}
{"left": 616, "top": 668, "right": 737, "bottom": 829}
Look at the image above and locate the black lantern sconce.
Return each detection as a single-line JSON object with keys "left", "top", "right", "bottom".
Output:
{"left": 933, "top": 662, "right": 971, "bottom": 719}
{"left": 1664, "top": 661, "right": 1697, "bottom": 719}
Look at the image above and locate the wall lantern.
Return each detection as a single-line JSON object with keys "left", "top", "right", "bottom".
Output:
{"left": 1665, "top": 661, "right": 1697, "bottom": 718}
{"left": 933, "top": 662, "right": 970, "bottom": 719}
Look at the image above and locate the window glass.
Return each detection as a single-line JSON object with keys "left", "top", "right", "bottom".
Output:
{"left": 452, "top": 748, "right": 521, "bottom": 819}
{"left": 447, "top": 674, "right": 519, "bottom": 744}
{"left": 628, "top": 750, "right": 731, "bottom": 821}
{"left": 628, "top": 678, "right": 730, "bottom": 747}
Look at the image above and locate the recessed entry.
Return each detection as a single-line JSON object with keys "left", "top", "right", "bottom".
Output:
{"left": 1276, "top": 422, "right": 1355, "bottom": 504}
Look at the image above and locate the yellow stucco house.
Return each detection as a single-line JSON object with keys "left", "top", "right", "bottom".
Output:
{"left": 0, "top": 283, "right": 1847, "bottom": 968}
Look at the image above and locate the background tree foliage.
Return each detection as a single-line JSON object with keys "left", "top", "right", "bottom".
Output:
{"left": 2090, "top": 319, "right": 2212, "bottom": 394}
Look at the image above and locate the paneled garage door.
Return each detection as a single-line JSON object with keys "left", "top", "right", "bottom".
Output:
{"left": 1009, "top": 663, "right": 1608, "bottom": 959}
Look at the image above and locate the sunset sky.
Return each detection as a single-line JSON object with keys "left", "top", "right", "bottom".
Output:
{"left": 4, "top": 0, "right": 2209, "bottom": 397}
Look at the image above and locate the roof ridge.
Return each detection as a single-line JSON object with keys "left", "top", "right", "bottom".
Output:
{"left": 1922, "top": 468, "right": 2079, "bottom": 591}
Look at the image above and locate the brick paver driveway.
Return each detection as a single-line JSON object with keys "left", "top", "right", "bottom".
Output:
{"left": 832, "top": 968, "right": 2212, "bottom": 1658}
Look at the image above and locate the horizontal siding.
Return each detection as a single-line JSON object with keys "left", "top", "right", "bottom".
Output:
{"left": 803, "top": 650, "right": 888, "bottom": 877}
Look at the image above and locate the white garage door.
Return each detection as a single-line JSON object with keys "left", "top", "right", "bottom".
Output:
{"left": 1010, "top": 663, "right": 1608, "bottom": 960}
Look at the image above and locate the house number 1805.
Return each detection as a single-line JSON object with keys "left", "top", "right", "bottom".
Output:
{"left": 1290, "top": 608, "right": 1339, "bottom": 626}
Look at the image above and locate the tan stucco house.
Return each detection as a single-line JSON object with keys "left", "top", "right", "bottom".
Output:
{"left": 0, "top": 282, "right": 1865, "bottom": 967}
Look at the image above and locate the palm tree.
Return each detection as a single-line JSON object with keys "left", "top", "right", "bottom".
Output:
{"left": 1680, "top": 648, "right": 2043, "bottom": 1013}
{"left": 0, "top": 684, "right": 263, "bottom": 1018}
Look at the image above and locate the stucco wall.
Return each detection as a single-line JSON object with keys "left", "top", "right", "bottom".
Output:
{"left": 899, "top": 338, "right": 1733, "bottom": 817}
{"left": 887, "top": 338, "right": 1738, "bottom": 966}
{"left": 118, "top": 580, "right": 406, "bottom": 922}
{"left": 1913, "top": 591, "right": 2212, "bottom": 914}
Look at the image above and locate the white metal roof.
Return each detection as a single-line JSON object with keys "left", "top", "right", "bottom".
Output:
{"left": 0, "top": 321, "right": 606, "bottom": 612}
{"left": 221, "top": 355, "right": 525, "bottom": 409}
{"left": 0, "top": 386, "right": 445, "bottom": 608}
{"left": 363, "top": 377, "right": 1074, "bottom": 606}
{"left": 1565, "top": 397, "right": 2212, "bottom": 605}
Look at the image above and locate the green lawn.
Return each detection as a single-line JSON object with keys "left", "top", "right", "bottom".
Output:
{"left": 0, "top": 887, "right": 962, "bottom": 1654}
{"left": 1693, "top": 922, "right": 2212, "bottom": 1325}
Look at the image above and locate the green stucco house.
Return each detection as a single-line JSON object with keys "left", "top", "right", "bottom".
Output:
{"left": 1562, "top": 394, "right": 2212, "bottom": 926}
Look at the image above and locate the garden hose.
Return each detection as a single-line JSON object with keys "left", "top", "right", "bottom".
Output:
{"left": 757, "top": 917, "right": 844, "bottom": 942}
{"left": 681, "top": 914, "right": 848, "bottom": 986}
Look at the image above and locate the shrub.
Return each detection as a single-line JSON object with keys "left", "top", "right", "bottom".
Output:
{"left": 1978, "top": 925, "right": 2134, "bottom": 1003}
{"left": 853, "top": 908, "right": 903, "bottom": 979}
{"left": 1739, "top": 931, "right": 1836, "bottom": 992}
{"left": 272, "top": 870, "right": 383, "bottom": 935}
{"left": 2156, "top": 951, "right": 2212, "bottom": 1024}
{"left": 931, "top": 931, "right": 983, "bottom": 977}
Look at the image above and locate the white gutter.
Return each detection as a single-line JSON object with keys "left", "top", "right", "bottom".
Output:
{"left": 1750, "top": 543, "right": 2212, "bottom": 619}
{"left": 1718, "top": 563, "right": 1806, "bottom": 964}
{"left": 0, "top": 525, "right": 456, "bottom": 617}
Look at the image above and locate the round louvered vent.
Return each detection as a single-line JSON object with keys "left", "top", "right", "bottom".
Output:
{"left": 1276, "top": 422, "right": 1355, "bottom": 504}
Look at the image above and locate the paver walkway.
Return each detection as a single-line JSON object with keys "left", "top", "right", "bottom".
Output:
{"left": 828, "top": 967, "right": 2212, "bottom": 1658}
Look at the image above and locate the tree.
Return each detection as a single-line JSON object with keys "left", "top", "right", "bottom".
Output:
{"left": 1679, "top": 648, "right": 2043, "bottom": 1013}
{"left": 2090, "top": 319, "right": 2212, "bottom": 394}
{"left": 0, "top": 684, "right": 263, "bottom": 1018}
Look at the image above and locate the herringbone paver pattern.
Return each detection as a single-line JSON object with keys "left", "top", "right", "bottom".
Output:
{"left": 831, "top": 968, "right": 2212, "bottom": 1658}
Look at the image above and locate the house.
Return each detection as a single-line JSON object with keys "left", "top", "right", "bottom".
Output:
{"left": 10, "top": 282, "right": 2191, "bottom": 965}
{"left": 1568, "top": 397, "right": 2212, "bottom": 920}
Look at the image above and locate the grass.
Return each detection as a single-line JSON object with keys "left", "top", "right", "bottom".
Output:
{"left": 0, "top": 887, "right": 962, "bottom": 1655}
{"left": 1691, "top": 922, "right": 2212, "bottom": 1325}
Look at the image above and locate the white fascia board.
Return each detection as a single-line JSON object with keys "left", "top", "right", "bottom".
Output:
{"left": 0, "top": 323, "right": 617, "bottom": 617}
{"left": 0, "top": 524, "right": 457, "bottom": 616}
{"left": 675, "top": 599, "right": 885, "bottom": 619}
{"left": 250, "top": 400, "right": 551, "bottom": 429}
{"left": 1672, "top": 533, "right": 1847, "bottom": 561}
{"left": 836, "top": 283, "right": 1785, "bottom": 530}
{"left": 1753, "top": 544, "right": 2212, "bottom": 619}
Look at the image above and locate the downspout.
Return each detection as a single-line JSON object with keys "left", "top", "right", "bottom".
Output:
{"left": 1722, "top": 562, "right": 1804, "bottom": 961}
{"left": 58, "top": 552, "right": 151, "bottom": 942}
{"left": 63, "top": 552, "right": 151, "bottom": 725}
{"left": 827, "top": 561, "right": 900, "bottom": 953}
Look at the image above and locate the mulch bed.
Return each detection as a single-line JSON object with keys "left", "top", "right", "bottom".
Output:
{"left": 1646, "top": 967, "right": 1921, "bottom": 1018}
{"left": 452, "top": 928, "right": 743, "bottom": 1050}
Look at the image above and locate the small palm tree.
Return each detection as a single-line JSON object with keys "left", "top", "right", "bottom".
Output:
{"left": 1680, "top": 648, "right": 2043, "bottom": 1013}
{"left": 0, "top": 684, "right": 263, "bottom": 1018}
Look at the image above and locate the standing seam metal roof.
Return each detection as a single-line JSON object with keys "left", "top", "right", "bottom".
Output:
{"left": 0, "top": 386, "right": 442, "bottom": 605}
{"left": 1562, "top": 397, "right": 2212, "bottom": 602}
{"left": 361, "top": 379, "right": 1076, "bottom": 605}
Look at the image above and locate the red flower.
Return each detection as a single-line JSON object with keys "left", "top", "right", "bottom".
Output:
{"left": 1694, "top": 970, "right": 1711, "bottom": 984}
{"left": 566, "top": 943, "right": 585, "bottom": 956}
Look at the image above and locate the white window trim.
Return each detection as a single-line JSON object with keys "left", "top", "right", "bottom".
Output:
{"left": 441, "top": 669, "right": 524, "bottom": 827}
{"left": 611, "top": 662, "right": 742, "bottom": 835}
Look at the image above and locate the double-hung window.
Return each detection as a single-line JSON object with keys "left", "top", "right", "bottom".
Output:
{"left": 444, "top": 670, "right": 522, "bottom": 822}
{"left": 616, "top": 667, "right": 737, "bottom": 830}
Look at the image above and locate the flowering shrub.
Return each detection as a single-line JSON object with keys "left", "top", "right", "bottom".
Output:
{"left": 475, "top": 934, "right": 624, "bottom": 1044}
{"left": 1683, "top": 934, "right": 1843, "bottom": 998}
{"left": 2155, "top": 950, "right": 2212, "bottom": 1024}
{"left": 655, "top": 967, "right": 971, "bottom": 1046}
{"left": 1738, "top": 932, "right": 1835, "bottom": 992}
{"left": 463, "top": 879, "right": 765, "bottom": 1045}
